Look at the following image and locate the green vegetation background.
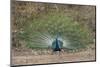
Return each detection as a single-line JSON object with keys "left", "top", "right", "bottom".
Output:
{"left": 11, "top": 1, "right": 96, "bottom": 50}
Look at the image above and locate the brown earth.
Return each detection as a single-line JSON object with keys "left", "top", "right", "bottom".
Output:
{"left": 11, "top": 47, "right": 95, "bottom": 66}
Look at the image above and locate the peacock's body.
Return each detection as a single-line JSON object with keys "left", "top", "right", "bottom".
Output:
{"left": 52, "top": 34, "right": 63, "bottom": 51}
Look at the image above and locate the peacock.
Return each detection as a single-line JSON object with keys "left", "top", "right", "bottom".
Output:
{"left": 17, "top": 12, "right": 92, "bottom": 54}
{"left": 52, "top": 33, "right": 63, "bottom": 52}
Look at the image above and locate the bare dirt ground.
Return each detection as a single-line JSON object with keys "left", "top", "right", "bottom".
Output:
{"left": 11, "top": 47, "right": 96, "bottom": 66}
